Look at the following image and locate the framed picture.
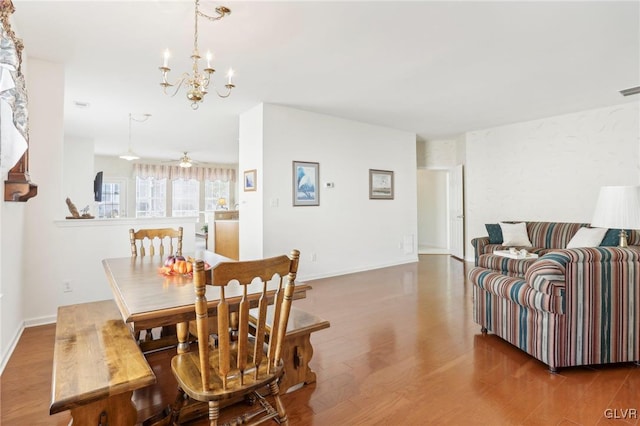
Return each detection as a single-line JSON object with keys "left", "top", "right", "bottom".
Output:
{"left": 369, "top": 169, "right": 394, "bottom": 199}
{"left": 293, "top": 161, "right": 319, "bottom": 206}
{"left": 244, "top": 169, "right": 257, "bottom": 192}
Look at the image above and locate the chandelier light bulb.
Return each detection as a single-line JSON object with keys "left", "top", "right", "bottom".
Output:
{"left": 163, "top": 49, "right": 170, "bottom": 68}
{"left": 227, "top": 68, "right": 234, "bottom": 85}
{"left": 206, "top": 51, "right": 213, "bottom": 68}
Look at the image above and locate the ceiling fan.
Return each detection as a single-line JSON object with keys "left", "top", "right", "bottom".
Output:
{"left": 165, "top": 152, "right": 200, "bottom": 168}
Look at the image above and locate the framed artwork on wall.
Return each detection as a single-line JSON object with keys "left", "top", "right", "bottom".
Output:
{"left": 369, "top": 169, "right": 394, "bottom": 199}
{"left": 244, "top": 169, "right": 257, "bottom": 191}
{"left": 293, "top": 161, "right": 319, "bottom": 206}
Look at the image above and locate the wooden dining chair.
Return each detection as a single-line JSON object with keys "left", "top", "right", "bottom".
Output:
{"left": 169, "top": 249, "right": 300, "bottom": 426}
{"left": 129, "top": 227, "right": 183, "bottom": 344}
{"left": 129, "top": 227, "right": 183, "bottom": 257}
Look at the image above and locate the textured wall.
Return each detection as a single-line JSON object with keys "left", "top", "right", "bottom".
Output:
{"left": 465, "top": 102, "right": 639, "bottom": 260}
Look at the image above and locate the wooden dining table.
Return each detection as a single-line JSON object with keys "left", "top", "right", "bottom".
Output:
{"left": 102, "top": 250, "right": 310, "bottom": 354}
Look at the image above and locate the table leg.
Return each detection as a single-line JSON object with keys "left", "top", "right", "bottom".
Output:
{"left": 176, "top": 321, "right": 190, "bottom": 353}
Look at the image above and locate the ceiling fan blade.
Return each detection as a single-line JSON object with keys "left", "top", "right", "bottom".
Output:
{"left": 620, "top": 86, "right": 640, "bottom": 96}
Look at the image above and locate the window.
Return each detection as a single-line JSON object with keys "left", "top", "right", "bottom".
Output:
{"left": 172, "top": 178, "right": 200, "bottom": 217}
{"left": 136, "top": 177, "right": 166, "bottom": 217}
{"left": 205, "top": 180, "right": 231, "bottom": 212}
{"left": 97, "top": 181, "right": 122, "bottom": 218}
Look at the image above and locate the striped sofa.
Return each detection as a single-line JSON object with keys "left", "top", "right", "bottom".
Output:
{"left": 469, "top": 222, "right": 640, "bottom": 372}
{"left": 471, "top": 221, "right": 640, "bottom": 266}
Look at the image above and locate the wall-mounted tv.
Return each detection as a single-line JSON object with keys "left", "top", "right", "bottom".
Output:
{"left": 94, "top": 171, "right": 103, "bottom": 202}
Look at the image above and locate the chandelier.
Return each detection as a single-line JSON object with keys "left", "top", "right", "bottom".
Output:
{"left": 159, "top": 0, "right": 235, "bottom": 110}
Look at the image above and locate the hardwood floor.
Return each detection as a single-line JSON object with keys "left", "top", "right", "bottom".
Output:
{"left": 2, "top": 255, "right": 639, "bottom": 425}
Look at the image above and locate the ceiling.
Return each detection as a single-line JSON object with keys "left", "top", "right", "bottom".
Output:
{"left": 12, "top": 1, "right": 640, "bottom": 165}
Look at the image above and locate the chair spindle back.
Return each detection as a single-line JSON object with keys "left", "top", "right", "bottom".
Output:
{"left": 129, "top": 227, "right": 183, "bottom": 257}
{"left": 192, "top": 249, "right": 300, "bottom": 392}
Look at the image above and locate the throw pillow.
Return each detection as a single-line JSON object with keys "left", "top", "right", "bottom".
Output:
{"left": 566, "top": 227, "right": 608, "bottom": 249}
{"left": 600, "top": 229, "right": 629, "bottom": 246}
{"left": 485, "top": 224, "right": 503, "bottom": 244}
{"left": 499, "top": 222, "right": 532, "bottom": 247}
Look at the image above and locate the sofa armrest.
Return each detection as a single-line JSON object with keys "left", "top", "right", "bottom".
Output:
{"left": 528, "top": 247, "right": 640, "bottom": 296}
{"left": 525, "top": 253, "right": 567, "bottom": 297}
{"left": 471, "top": 237, "right": 490, "bottom": 266}
{"left": 469, "top": 267, "right": 563, "bottom": 313}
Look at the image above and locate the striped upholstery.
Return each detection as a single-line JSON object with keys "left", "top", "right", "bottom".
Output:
{"left": 471, "top": 221, "right": 640, "bottom": 266}
{"left": 477, "top": 254, "right": 536, "bottom": 278}
{"left": 628, "top": 231, "right": 640, "bottom": 246}
{"left": 470, "top": 247, "right": 640, "bottom": 370}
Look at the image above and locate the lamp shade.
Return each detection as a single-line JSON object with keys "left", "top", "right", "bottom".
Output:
{"left": 591, "top": 186, "right": 640, "bottom": 229}
{"left": 119, "top": 149, "right": 140, "bottom": 161}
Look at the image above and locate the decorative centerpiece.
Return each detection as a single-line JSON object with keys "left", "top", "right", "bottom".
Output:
{"left": 159, "top": 254, "right": 210, "bottom": 276}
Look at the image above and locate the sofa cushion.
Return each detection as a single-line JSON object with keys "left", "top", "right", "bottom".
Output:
{"left": 600, "top": 229, "right": 629, "bottom": 246}
{"left": 477, "top": 253, "right": 536, "bottom": 278}
{"left": 500, "top": 222, "right": 532, "bottom": 247}
{"left": 485, "top": 224, "right": 503, "bottom": 244}
{"left": 526, "top": 222, "right": 588, "bottom": 249}
{"left": 566, "top": 227, "right": 607, "bottom": 248}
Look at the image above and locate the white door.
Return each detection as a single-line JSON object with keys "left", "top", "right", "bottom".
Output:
{"left": 448, "top": 164, "right": 464, "bottom": 259}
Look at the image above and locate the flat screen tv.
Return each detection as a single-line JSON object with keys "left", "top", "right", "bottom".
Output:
{"left": 94, "top": 171, "right": 103, "bottom": 202}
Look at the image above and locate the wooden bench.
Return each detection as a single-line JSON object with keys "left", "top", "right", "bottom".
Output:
{"left": 50, "top": 299, "right": 156, "bottom": 425}
{"left": 250, "top": 306, "right": 330, "bottom": 393}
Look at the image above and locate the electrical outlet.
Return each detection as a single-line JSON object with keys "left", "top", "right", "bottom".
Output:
{"left": 311, "top": 253, "right": 317, "bottom": 262}
{"left": 63, "top": 281, "right": 72, "bottom": 293}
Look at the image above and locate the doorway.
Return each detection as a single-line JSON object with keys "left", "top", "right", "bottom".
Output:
{"left": 417, "top": 166, "right": 465, "bottom": 258}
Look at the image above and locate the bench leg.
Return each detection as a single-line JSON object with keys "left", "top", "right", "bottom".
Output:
{"left": 69, "top": 391, "right": 136, "bottom": 425}
{"left": 279, "top": 333, "right": 318, "bottom": 394}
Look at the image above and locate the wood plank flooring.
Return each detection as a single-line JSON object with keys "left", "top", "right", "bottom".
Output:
{"left": 2, "top": 255, "right": 639, "bottom": 425}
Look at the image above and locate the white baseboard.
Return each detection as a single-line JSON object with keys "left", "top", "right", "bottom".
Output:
{"left": 0, "top": 322, "right": 25, "bottom": 376}
{"left": 24, "top": 315, "right": 57, "bottom": 328}
{"left": 299, "top": 257, "right": 419, "bottom": 282}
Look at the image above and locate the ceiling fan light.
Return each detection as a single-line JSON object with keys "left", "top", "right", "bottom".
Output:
{"left": 179, "top": 160, "right": 192, "bottom": 168}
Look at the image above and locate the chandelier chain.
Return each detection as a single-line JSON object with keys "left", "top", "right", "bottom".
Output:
{"left": 193, "top": 0, "right": 200, "bottom": 55}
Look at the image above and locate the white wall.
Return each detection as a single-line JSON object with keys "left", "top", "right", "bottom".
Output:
{"left": 21, "top": 57, "right": 66, "bottom": 326}
{"left": 239, "top": 104, "right": 418, "bottom": 281}
{"left": 238, "top": 104, "right": 264, "bottom": 260}
{"left": 64, "top": 136, "right": 95, "bottom": 211}
{"left": 417, "top": 169, "right": 447, "bottom": 251}
{"left": 465, "top": 101, "right": 640, "bottom": 261}
{"left": 0, "top": 185, "right": 26, "bottom": 373}
{"left": 52, "top": 218, "right": 197, "bottom": 314}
